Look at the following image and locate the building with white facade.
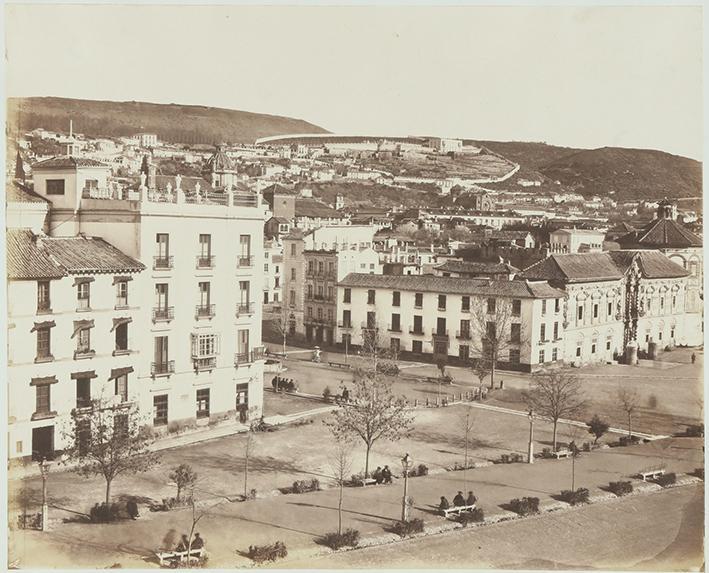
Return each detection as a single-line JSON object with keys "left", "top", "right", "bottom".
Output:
{"left": 549, "top": 228, "right": 605, "bottom": 254}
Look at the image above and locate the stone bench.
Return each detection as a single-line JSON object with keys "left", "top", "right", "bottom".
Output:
{"left": 154, "top": 548, "right": 204, "bottom": 566}
{"left": 639, "top": 467, "right": 665, "bottom": 481}
{"left": 553, "top": 449, "right": 572, "bottom": 459}
{"left": 328, "top": 361, "right": 352, "bottom": 369}
{"left": 441, "top": 504, "right": 477, "bottom": 518}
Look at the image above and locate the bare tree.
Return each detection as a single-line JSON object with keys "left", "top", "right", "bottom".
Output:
{"left": 325, "top": 368, "right": 414, "bottom": 478}
{"left": 169, "top": 464, "right": 197, "bottom": 503}
{"left": 242, "top": 406, "right": 261, "bottom": 500}
{"left": 328, "top": 443, "right": 353, "bottom": 535}
{"left": 272, "top": 303, "right": 291, "bottom": 357}
{"left": 459, "top": 407, "right": 476, "bottom": 489}
{"left": 617, "top": 386, "right": 641, "bottom": 437}
{"left": 61, "top": 396, "right": 160, "bottom": 506}
{"left": 472, "top": 357, "right": 491, "bottom": 399}
{"left": 525, "top": 369, "right": 586, "bottom": 451}
{"left": 469, "top": 297, "right": 527, "bottom": 388}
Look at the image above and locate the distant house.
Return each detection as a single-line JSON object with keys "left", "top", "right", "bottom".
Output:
{"left": 433, "top": 259, "right": 519, "bottom": 280}
{"left": 264, "top": 217, "right": 292, "bottom": 240}
{"left": 549, "top": 228, "right": 605, "bottom": 254}
{"left": 486, "top": 230, "right": 535, "bottom": 249}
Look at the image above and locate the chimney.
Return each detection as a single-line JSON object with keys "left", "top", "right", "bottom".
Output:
{"left": 69, "top": 119, "right": 73, "bottom": 138}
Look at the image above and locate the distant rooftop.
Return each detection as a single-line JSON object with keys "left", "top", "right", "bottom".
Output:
{"left": 33, "top": 156, "right": 108, "bottom": 170}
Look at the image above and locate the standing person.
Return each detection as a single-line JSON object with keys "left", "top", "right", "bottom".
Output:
{"left": 691, "top": 352, "right": 697, "bottom": 364}
{"left": 453, "top": 491, "right": 465, "bottom": 507}
{"left": 382, "top": 465, "right": 392, "bottom": 484}
{"left": 341, "top": 387, "right": 350, "bottom": 402}
{"left": 126, "top": 498, "right": 139, "bottom": 520}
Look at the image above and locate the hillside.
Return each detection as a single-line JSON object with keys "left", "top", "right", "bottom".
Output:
{"left": 7, "top": 96, "right": 329, "bottom": 144}
{"left": 540, "top": 147, "right": 702, "bottom": 200}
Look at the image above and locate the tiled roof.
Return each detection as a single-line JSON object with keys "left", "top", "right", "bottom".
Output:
{"left": 608, "top": 250, "right": 689, "bottom": 279}
{"left": 295, "top": 199, "right": 342, "bottom": 219}
{"left": 608, "top": 222, "right": 635, "bottom": 233}
{"left": 488, "top": 230, "right": 532, "bottom": 241}
{"left": 338, "top": 273, "right": 563, "bottom": 299}
{"left": 6, "top": 180, "right": 49, "bottom": 204}
{"left": 33, "top": 156, "right": 108, "bottom": 169}
{"left": 41, "top": 235, "right": 145, "bottom": 274}
{"left": 204, "top": 146, "right": 235, "bottom": 172}
{"left": 436, "top": 260, "right": 519, "bottom": 275}
{"left": 6, "top": 229, "right": 65, "bottom": 280}
{"left": 618, "top": 218, "right": 702, "bottom": 248}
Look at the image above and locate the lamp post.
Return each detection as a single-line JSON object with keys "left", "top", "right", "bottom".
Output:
{"left": 39, "top": 457, "right": 51, "bottom": 531}
{"left": 527, "top": 409, "right": 535, "bottom": 464}
{"left": 401, "top": 453, "right": 413, "bottom": 522}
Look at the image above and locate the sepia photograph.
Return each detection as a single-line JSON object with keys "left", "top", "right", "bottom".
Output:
{"left": 2, "top": 2, "right": 704, "bottom": 570}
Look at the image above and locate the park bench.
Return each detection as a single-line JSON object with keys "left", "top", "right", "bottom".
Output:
{"left": 639, "top": 466, "right": 665, "bottom": 481}
{"left": 358, "top": 477, "right": 394, "bottom": 487}
{"left": 328, "top": 361, "right": 351, "bottom": 369}
{"left": 553, "top": 449, "right": 572, "bottom": 459}
{"left": 441, "top": 504, "right": 477, "bottom": 518}
{"left": 154, "top": 548, "right": 204, "bottom": 566}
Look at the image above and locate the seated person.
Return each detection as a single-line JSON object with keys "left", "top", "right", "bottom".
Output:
{"left": 382, "top": 466, "right": 393, "bottom": 484}
{"left": 466, "top": 491, "right": 477, "bottom": 506}
{"left": 191, "top": 533, "right": 204, "bottom": 550}
{"left": 175, "top": 535, "right": 190, "bottom": 552}
{"left": 372, "top": 466, "right": 383, "bottom": 484}
{"left": 453, "top": 491, "right": 466, "bottom": 507}
{"left": 439, "top": 496, "right": 451, "bottom": 510}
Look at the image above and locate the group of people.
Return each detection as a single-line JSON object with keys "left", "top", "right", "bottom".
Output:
{"left": 372, "top": 465, "right": 394, "bottom": 484}
{"left": 175, "top": 533, "right": 205, "bottom": 552}
{"left": 439, "top": 490, "right": 477, "bottom": 510}
{"left": 271, "top": 376, "right": 295, "bottom": 389}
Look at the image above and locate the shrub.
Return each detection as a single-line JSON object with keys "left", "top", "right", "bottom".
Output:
{"left": 376, "top": 361, "right": 400, "bottom": 376}
{"left": 291, "top": 478, "right": 320, "bottom": 494}
{"left": 587, "top": 414, "right": 610, "bottom": 444}
{"left": 686, "top": 424, "right": 704, "bottom": 437}
{"left": 693, "top": 468, "right": 704, "bottom": 480}
{"left": 608, "top": 481, "right": 633, "bottom": 496}
{"left": 647, "top": 394, "right": 658, "bottom": 409}
{"left": 508, "top": 497, "right": 540, "bottom": 516}
{"left": 17, "top": 512, "right": 42, "bottom": 530}
{"left": 391, "top": 518, "right": 424, "bottom": 537}
{"left": 348, "top": 472, "right": 365, "bottom": 486}
{"left": 89, "top": 502, "right": 122, "bottom": 522}
{"left": 169, "top": 464, "right": 198, "bottom": 503}
{"left": 440, "top": 374, "right": 454, "bottom": 384}
{"left": 458, "top": 507, "right": 484, "bottom": 526}
{"left": 655, "top": 472, "right": 677, "bottom": 487}
{"left": 619, "top": 435, "right": 641, "bottom": 446}
{"left": 559, "top": 488, "right": 590, "bottom": 505}
{"left": 410, "top": 463, "right": 428, "bottom": 477}
{"left": 322, "top": 386, "right": 332, "bottom": 402}
{"left": 246, "top": 541, "right": 288, "bottom": 564}
{"left": 161, "top": 496, "right": 193, "bottom": 510}
{"left": 320, "top": 528, "right": 360, "bottom": 549}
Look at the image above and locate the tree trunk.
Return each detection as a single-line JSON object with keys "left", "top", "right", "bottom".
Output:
{"left": 337, "top": 484, "right": 343, "bottom": 535}
{"left": 364, "top": 443, "right": 371, "bottom": 478}
{"left": 489, "top": 356, "right": 496, "bottom": 390}
{"left": 176, "top": 484, "right": 182, "bottom": 503}
{"left": 105, "top": 478, "right": 112, "bottom": 507}
{"left": 282, "top": 332, "right": 287, "bottom": 357}
{"left": 552, "top": 420, "right": 558, "bottom": 451}
{"left": 628, "top": 413, "right": 632, "bottom": 437}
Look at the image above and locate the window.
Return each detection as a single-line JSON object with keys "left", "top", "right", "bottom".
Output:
{"left": 114, "top": 414, "right": 129, "bottom": 440}
{"left": 366, "top": 311, "right": 376, "bottom": 329}
{"left": 343, "top": 288, "right": 351, "bottom": 303}
{"left": 367, "top": 289, "right": 376, "bottom": 304}
{"left": 608, "top": 302, "right": 613, "bottom": 316}
{"left": 593, "top": 304, "right": 598, "bottom": 319}
{"left": 576, "top": 346, "right": 581, "bottom": 357}
{"left": 307, "top": 284, "right": 313, "bottom": 299}
{"left": 153, "top": 395, "right": 168, "bottom": 426}
{"left": 412, "top": 340, "right": 423, "bottom": 353}
{"left": 392, "top": 291, "right": 400, "bottom": 307}
{"left": 116, "top": 280, "right": 128, "bottom": 307}
{"left": 198, "top": 282, "right": 211, "bottom": 314}
{"left": 413, "top": 315, "right": 423, "bottom": 334}
{"left": 236, "top": 382, "right": 249, "bottom": 409}
{"left": 512, "top": 299, "right": 521, "bottom": 316}
{"left": 658, "top": 332, "right": 663, "bottom": 341}
{"left": 414, "top": 293, "right": 423, "bottom": 308}
{"left": 36, "top": 328, "right": 51, "bottom": 361}
{"left": 317, "top": 261, "right": 324, "bottom": 273}
{"left": 115, "top": 322, "right": 128, "bottom": 351}
{"left": 438, "top": 295, "right": 446, "bottom": 310}
{"left": 264, "top": 263, "right": 269, "bottom": 272}
{"left": 115, "top": 374, "right": 128, "bottom": 402}
{"left": 459, "top": 319, "right": 470, "bottom": 338}
{"left": 77, "top": 282, "right": 91, "bottom": 310}
{"left": 317, "top": 307, "right": 323, "bottom": 320}
{"left": 554, "top": 298, "right": 561, "bottom": 313}
{"left": 198, "top": 234, "right": 211, "bottom": 261}
{"left": 194, "top": 333, "right": 219, "bottom": 357}
{"left": 77, "top": 329, "right": 91, "bottom": 354}
{"left": 606, "top": 340, "right": 611, "bottom": 350}
{"left": 327, "top": 309, "right": 333, "bottom": 322}
{"left": 486, "top": 321, "right": 496, "bottom": 340}
{"left": 308, "top": 261, "right": 315, "bottom": 273}
{"left": 317, "top": 285, "right": 324, "bottom": 298}
{"left": 433, "top": 340, "right": 447, "bottom": 354}
{"left": 459, "top": 345, "right": 470, "bottom": 360}
{"left": 540, "top": 324, "right": 546, "bottom": 341}
{"left": 275, "top": 277, "right": 280, "bottom": 288}
{"left": 329, "top": 262, "right": 335, "bottom": 274}
{"left": 239, "top": 235, "right": 251, "bottom": 260}
{"left": 509, "top": 349, "right": 520, "bottom": 364}
{"left": 36, "top": 384, "right": 51, "bottom": 415}
{"left": 290, "top": 243, "right": 296, "bottom": 256}
{"left": 390, "top": 338, "right": 400, "bottom": 354}
{"left": 342, "top": 310, "right": 351, "bottom": 327}
{"left": 510, "top": 323, "right": 521, "bottom": 343}
{"left": 46, "top": 179, "right": 65, "bottom": 195}
{"left": 239, "top": 281, "right": 250, "bottom": 305}
{"left": 196, "top": 389, "right": 210, "bottom": 419}
{"left": 154, "top": 336, "right": 169, "bottom": 371}
{"left": 461, "top": 296, "right": 470, "bottom": 312}
{"left": 237, "top": 329, "right": 250, "bottom": 358}
{"left": 591, "top": 343, "right": 597, "bottom": 354}
{"left": 487, "top": 298, "right": 496, "bottom": 313}
{"left": 76, "top": 378, "right": 91, "bottom": 408}
{"left": 307, "top": 306, "right": 313, "bottom": 317}
{"left": 660, "top": 297, "right": 665, "bottom": 310}
{"left": 553, "top": 322, "right": 559, "bottom": 340}
{"left": 672, "top": 296, "right": 676, "bottom": 308}
{"left": 289, "top": 290, "right": 295, "bottom": 306}
{"left": 391, "top": 313, "right": 401, "bottom": 331}
{"left": 539, "top": 350, "right": 545, "bottom": 363}
{"left": 37, "top": 281, "right": 51, "bottom": 313}
{"left": 77, "top": 419, "right": 91, "bottom": 456}
{"left": 577, "top": 306, "right": 583, "bottom": 320}
{"left": 291, "top": 269, "right": 296, "bottom": 280}
{"left": 541, "top": 300, "right": 547, "bottom": 316}
{"left": 156, "top": 233, "right": 170, "bottom": 260}
{"left": 552, "top": 347, "right": 558, "bottom": 361}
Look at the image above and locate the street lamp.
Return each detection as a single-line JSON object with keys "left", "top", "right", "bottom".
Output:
{"left": 400, "top": 453, "right": 413, "bottom": 522}
{"left": 527, "top": 409, "right": 535, "bottom": 464}
{"left": 39, "top": 457, "right": 51, "bottom": 531}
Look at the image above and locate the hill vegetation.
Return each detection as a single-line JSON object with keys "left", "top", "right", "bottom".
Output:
{"left": 7, "top": 96, "right": 328, "bottom": 144}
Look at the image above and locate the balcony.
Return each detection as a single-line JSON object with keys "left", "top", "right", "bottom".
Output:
{"left": 74, "top": 348, "right": 96, "bottom": 360}
{"left": 115, "top": 297, "right": 129, "bottom": 309}
{"left": 306, "top": 294, "right": 334, "bottom": 303}
{"left": 432, "top": 329, "right": 449, "bottom": 339}
{"left": 236, "top": 302, "right": 255, "bottom": 317}
{"left": 361, "top": 322, "right": 378, "bottom": 331}
{"left": 151, "top": 360, "right": 175, "bottom": 377}
{"left": 305, "top": 316, "right": 334, "bottom": 326}
{"left": 388, "top": 324, "right": 402, "bottom": 333}
{"left": 153, "top": 306, "right": 175, "bottom": 322}
{"left": 461, "top": 306, "right": 470, "bottom": 314}
{"left": 153, "top": 256, "right": 174, "bottom": 271}
{"left": 37, "top": 301, "right": 52, "bottom": 314}
{"left": 235, "top": 347, "right": 265, "bottom": 366}
{"left": 237, "top": 255, "right": 254, "bottom": 269}
{"left": 456, "top": 330, "right": 472, "bottom": 340}
{"left": 196, "top": 255, "right": 216, "bottom": 270}
{"left": 409, "top": 326, "right": 425, "bottom": 335}
{"left": 194, "top": 356, "right": 217, "bottom": 372}
{"left": 338, "top": 321, "right": 353, "bottom": 329}
{"left": 195, "top": 304, "right": 216, "bottom": 320}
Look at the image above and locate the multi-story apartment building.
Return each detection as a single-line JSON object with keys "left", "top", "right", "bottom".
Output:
{"left": 549, "top": 228, "right": 605, "bottom": 254}
{"left": 7, "top": 229, "right": 145, "bottom": 461}
{"left": 263, "top": 238, "right": 283, "bottom": 310}
{"left": 26, "top": 154, "right": 266, "bottom": 434}
{"left": 336, "top": 273, "right": 565, "bottom": 371}
{"left": 519, "top": 250, "right": 700, "bottom": 363}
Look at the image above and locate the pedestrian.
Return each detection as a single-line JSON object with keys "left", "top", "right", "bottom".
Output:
{"left": 126, "top": 498, "right": 139, "bottom": 520}
{"left": 341, "top": 387, "right": 350, "bottom": 402}
{"left": 192, "top": 533, "right": 204, "bottom": 550}
{"left": 453, "top": 491, "right": 465, "bottom": 507}
{"left": 373, "top": 466, "right": 383, "bottom": 484}
{"left": 175, "top": 534, "right": 190, "bottom": 552}
{"left": 272, "top": 376, "right": 278, "bottom": 389}
{"left": 161, "top": 529, "right": 178, "bottom": 552}
{"left": 691, "top": 352, "right": 697, "bottom": 364}
{"left": 382, "top": 465, "right": 393, "bottom": 484}
{"left": 500, "top": 379, "right": 504, "bottom": 390}
{"left": 466, "top": 491, "right": 477, "bottom": 506}
{"left": 439, "top": 496, "right": 450, "bottom": 511}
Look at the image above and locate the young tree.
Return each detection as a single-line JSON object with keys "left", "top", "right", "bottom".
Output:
{"left": 61, "top": 397, "right": 160, "bottom": 507}
{"left": 169, "top": 464, "right": 198, "bottom": 503}
{"left": 525, "top": 369, "right": 586, "bottom": 451}
{"left": 586, "top": 414, "right": 610, "bottom": 444}
{"left": 272, "top": 303, "right": 291, "bottom": 358}
{"left": 472, "top": 357, "right": 491, "bottom": 399}
{"left": 328, "top": 443, "right": 353, "bottom": 535}
{"left": 242, "top": 406, "right": 261, "bottom": 500}
{"left": 617, "top": 386, "right": 641, "bottom": 437}
{"left": 469, "top": 297, "right": 526, "bottom": 389}
{"left": 325, "top": 369, "right": 414, "bottom": 478}
{"left": 459, "top": 408, "right": 476, "bottom": 489}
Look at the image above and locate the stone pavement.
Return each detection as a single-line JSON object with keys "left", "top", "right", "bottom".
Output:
{"left": 9, "top": 436, "right": 703, "bottom": 569}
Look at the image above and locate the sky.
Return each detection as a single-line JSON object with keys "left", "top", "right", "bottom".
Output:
{"left": 4, "top": 4, "right": 703, "bottom": 159}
